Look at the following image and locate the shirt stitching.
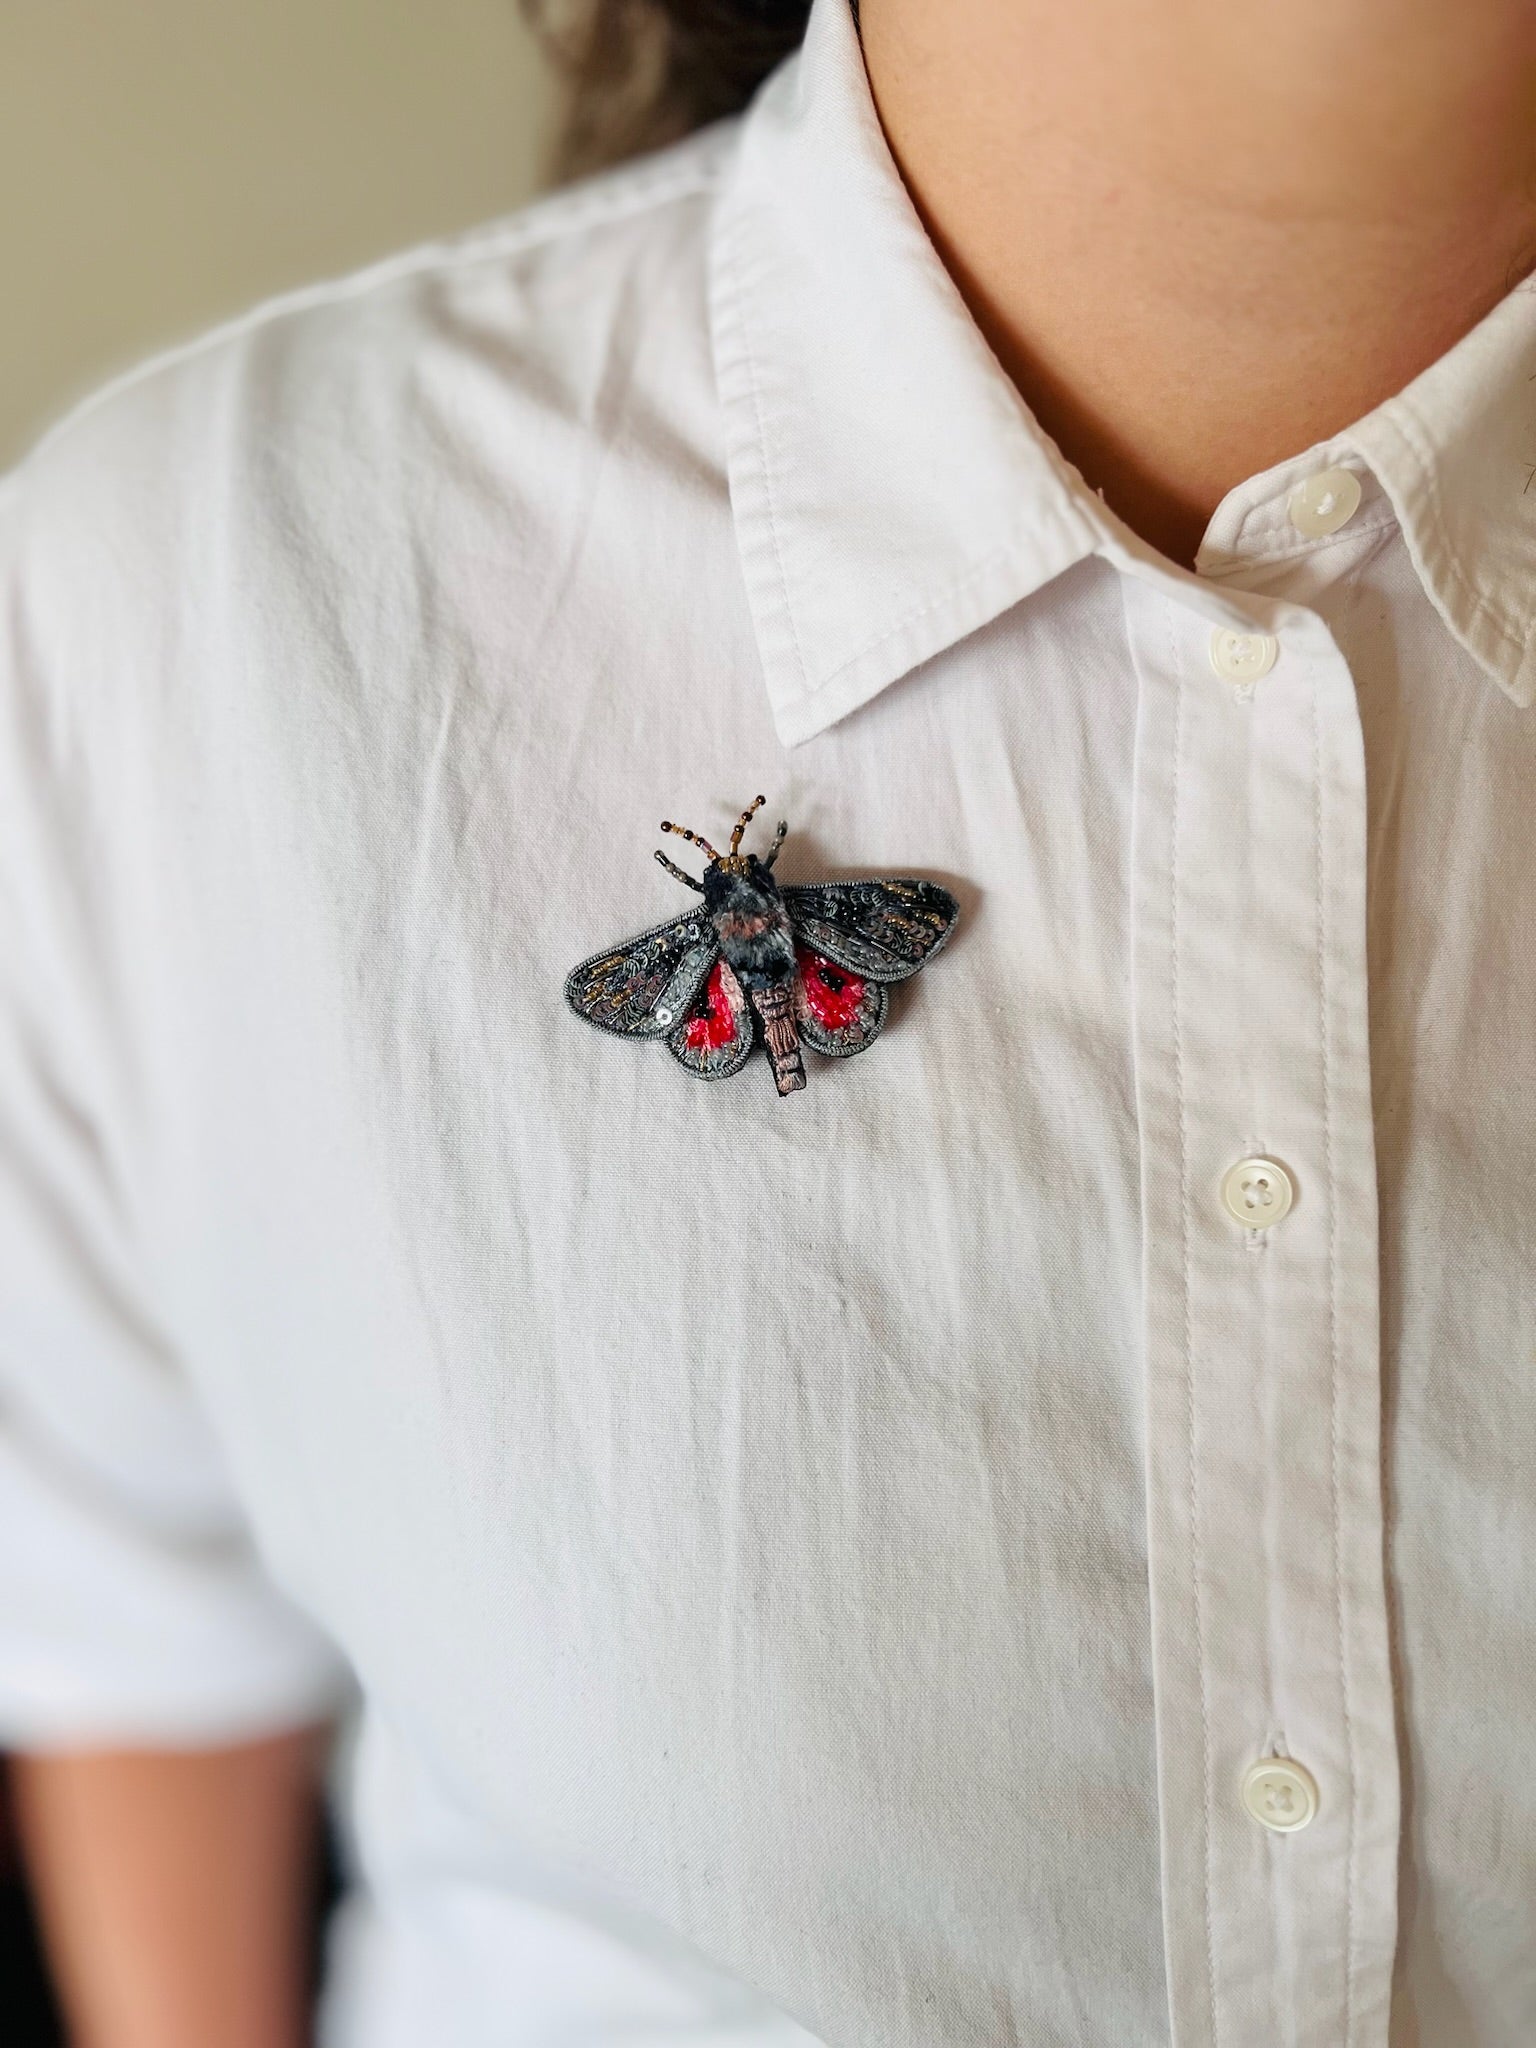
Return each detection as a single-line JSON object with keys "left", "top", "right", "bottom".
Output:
{"left": 1378, "top": 399, "right": 1529, "bottom": 663}
{"left": 1167, "top": 601, "right": 1221, "bottom": 2048}
{"left": 802, "top": 534, "right": 1027, "bottom": 701}
{"left": 1312, "top": 675, "right": 1357, "bottom": 2046}
{"left": 718, "top": 205, "right": 814, "bottom": 704}
{"left": 1199, "top": 511, "right": 1399, "bottom": 577}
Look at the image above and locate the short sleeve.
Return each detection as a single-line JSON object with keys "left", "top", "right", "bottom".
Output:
{"left": 0, "top": 457, "right": 348, "bottom": 1750}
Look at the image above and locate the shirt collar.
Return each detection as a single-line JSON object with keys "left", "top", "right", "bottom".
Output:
{"left": 1340, "top": 286, "right": 1536, "bottom": 710}
{"left": 710, "top": 0, "right": 1536, "bottom": 748}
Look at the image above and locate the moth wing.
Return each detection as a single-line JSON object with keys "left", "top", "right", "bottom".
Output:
{"left": 780, "top": 878, "right": 960, "bottom": 983}
{"left": 564, "top": 911, "right": 719, "bottom": 1038}
{"left": 792, "top": 944, "right": 889, "bottom": 1059}
{"left": 666, "top": 958, "right": 757, "bottom": 1079}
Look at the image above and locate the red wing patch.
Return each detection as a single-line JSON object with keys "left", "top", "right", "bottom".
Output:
{"left": 684, "top": 960, "right": 740, "bottom": 1051}
{"left": 666, "top": 959, "right": 755, "bottom": 1078}
{"left": 798, "top": 950, "right": 868, "bottom": 1030}
{"left": 792, "top": 946, "right": 888, "bottom": 1058}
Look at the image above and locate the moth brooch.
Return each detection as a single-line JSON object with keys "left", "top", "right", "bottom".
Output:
{"left": 564, "top": 794, "right": 960, "bottom": 1096}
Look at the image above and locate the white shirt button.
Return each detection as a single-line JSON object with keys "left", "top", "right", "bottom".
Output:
{"left": 1286, "top": 466, "right": 1362, "bottom": 538}
{"left": 1220, "top": 1155, "right": 1294, "bottom": 1229}
{"left": 1241, "top": 1756, "right": 1319, "bottom": 1833}
{"left": 1209, "top": 628, "right": 1278, "bottom": 682}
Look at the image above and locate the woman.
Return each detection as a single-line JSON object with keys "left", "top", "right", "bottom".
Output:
{"left": 4, "top": 0, "right": 1534, "bottom": 2043}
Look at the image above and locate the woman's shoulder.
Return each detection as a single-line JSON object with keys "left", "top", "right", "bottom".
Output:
{"left": 1, "top": 116, "right": 746, "bottom": 785}
{"left": 4, "top": 117, "right": 740, "bottom": 597}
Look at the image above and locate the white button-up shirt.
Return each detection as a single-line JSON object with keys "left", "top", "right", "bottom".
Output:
{"left": 2, "top": 2, "right": 1533, "bottom": 2043}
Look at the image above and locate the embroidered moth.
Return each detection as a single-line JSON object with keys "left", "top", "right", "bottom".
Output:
{"left": 564, "top": 796, "right": 960, "bottom": 1097}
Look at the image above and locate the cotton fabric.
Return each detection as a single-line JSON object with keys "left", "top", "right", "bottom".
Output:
{"left": 2, "top": 2, "right": 1533, "bottom": 2043}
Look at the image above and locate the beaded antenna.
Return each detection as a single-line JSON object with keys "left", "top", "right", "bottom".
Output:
{"left": 564, "top": 795, "right": 960, "bottom": 1096}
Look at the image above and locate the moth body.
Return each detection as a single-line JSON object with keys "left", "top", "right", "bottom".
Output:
{"left": 702, "top": 858, "right": 805, "bottom": 1093}
{"left": 704, "top": 859, "right": 796, "bottom": 988}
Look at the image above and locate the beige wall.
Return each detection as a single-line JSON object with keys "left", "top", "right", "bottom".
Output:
{"left": 1, "top": 0, "right": 559, "bottom": 467}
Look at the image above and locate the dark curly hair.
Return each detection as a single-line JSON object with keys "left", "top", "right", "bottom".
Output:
{"left": 522, "top": 0, "right": 818, "bottom": 178}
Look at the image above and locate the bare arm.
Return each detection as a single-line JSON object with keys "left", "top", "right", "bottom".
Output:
{"left": 10, "top": 1726, "right": 329, "bottom": 2048}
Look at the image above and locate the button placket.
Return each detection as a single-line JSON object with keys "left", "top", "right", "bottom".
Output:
{"left": 1122, "top": 583, "right": 1400, "bottom": 2048}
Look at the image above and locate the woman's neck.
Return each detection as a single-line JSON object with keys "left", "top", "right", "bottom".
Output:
{"left": 859, "top": 0, "right": 1536, "bottom": 565}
